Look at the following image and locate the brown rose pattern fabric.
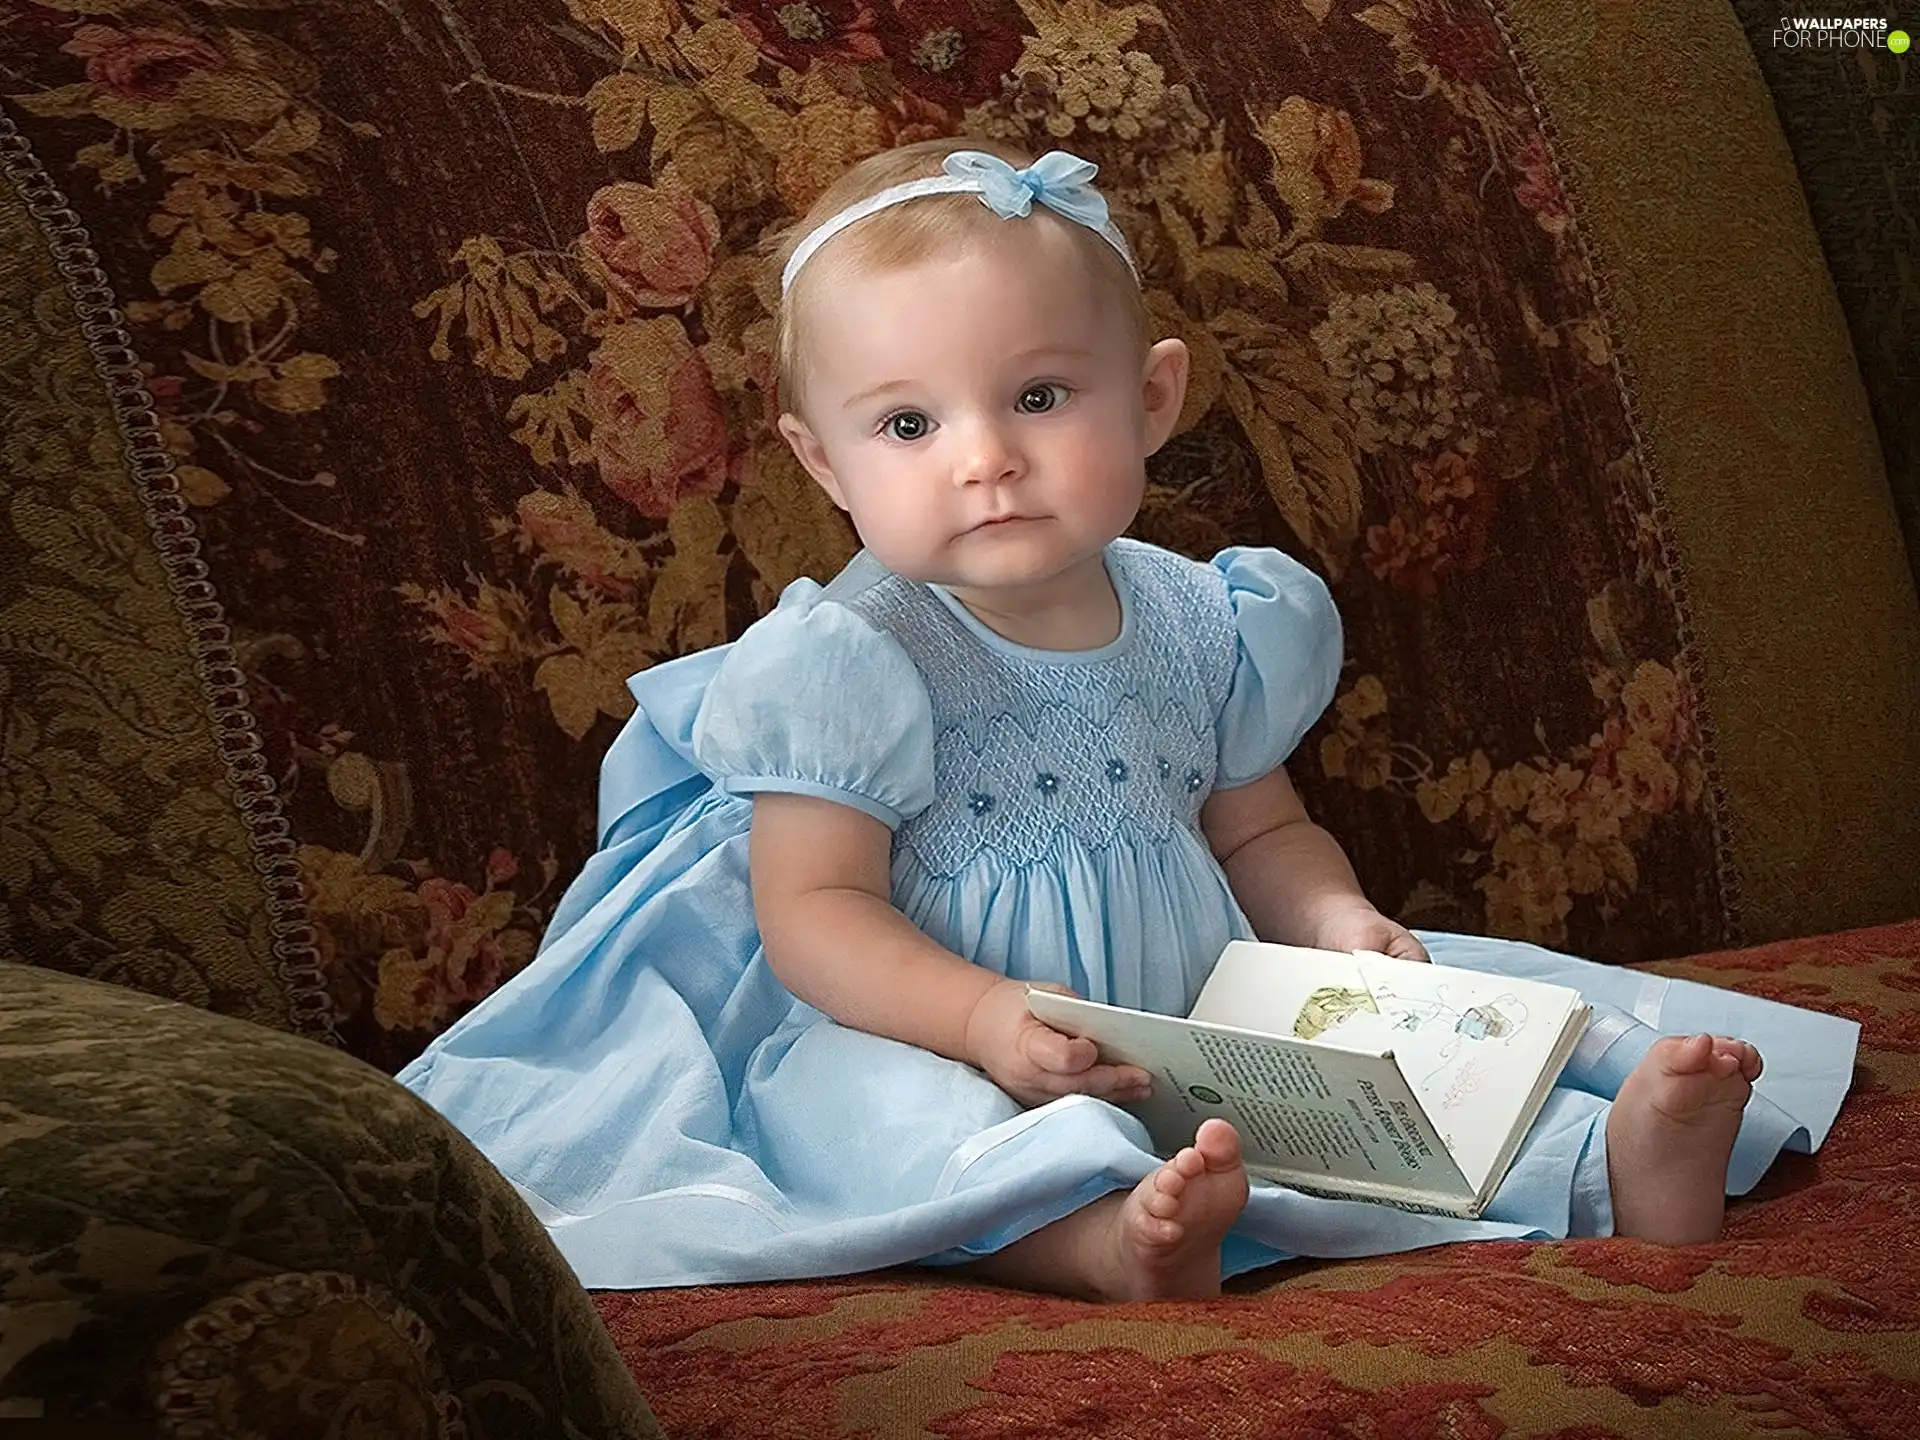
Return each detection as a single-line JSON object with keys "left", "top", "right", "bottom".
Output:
{"left": 4, "top": 4, "right": 1912, "bottom": 1434}
{"left": 2, "top": 0, "right": 1751, "bottom": 1072}
{"left": 596, "top": 919, "right": 1920, "bottom": 1439}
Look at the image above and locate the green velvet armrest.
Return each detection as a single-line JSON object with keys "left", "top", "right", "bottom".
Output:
{"left": 0, "top": 961, "right": 662, "bottom": 1438}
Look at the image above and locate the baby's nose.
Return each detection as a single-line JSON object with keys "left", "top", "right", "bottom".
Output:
{"left": 955, "top": 419, "right": 1024, "bottom": 486}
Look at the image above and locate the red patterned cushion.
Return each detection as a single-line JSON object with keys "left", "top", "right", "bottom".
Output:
{"left": 596, "top": 921, "right": 1920, "bottom": 1437}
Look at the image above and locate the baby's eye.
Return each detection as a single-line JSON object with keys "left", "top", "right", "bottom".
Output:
{"left": 1017, "top": 383, "right": 1070, "bottom": 414}
{"left": 881, "top": 410, "right": 932, "bottom": 441}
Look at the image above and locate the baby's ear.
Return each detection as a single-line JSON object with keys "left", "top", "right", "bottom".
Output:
{"left": 1139, "top": 338, "right": 1191, "bottom": 457}
{"left": 777, "top": 412, "right": 848, "bottom": 510}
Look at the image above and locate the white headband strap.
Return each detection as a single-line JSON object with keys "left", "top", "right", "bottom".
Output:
{"left": 780, "top": 149, "right": 1137, "bottom": 296}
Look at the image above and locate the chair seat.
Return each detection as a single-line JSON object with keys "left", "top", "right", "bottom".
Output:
{"left": 594, "top": 919, "right": 1920, "bottom": 1439}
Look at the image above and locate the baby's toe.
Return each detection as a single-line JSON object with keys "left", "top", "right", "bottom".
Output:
{"left": 1712, "top": 1036, "right": 1764, "bottom": 1082}
{"left": 1170, "top": 1146, "right": 1208, "bottom": 1180}
{"left": 1660, "top": 1033, "right": 1716, "bottom": 1075}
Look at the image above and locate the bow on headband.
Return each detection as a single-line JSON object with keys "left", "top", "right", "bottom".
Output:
{"left": 779, "top": 148, "right": 1137, "bottom": 295}
{"left": 943, "top": 149, "right": 1116, "bottom": 232}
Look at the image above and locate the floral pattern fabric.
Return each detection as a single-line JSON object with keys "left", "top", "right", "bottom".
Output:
{"left": 0, "top": 0, "right": 1898, "bottom": 1073}
{"left": 4, "top": 3, "right": 1914, "bottom": 1432}
{"left": 0, "top": 960, "right": 661, "bottom": 1435}
{"left": 596, "top": 920, "right": 1920, "bottom": 1439}
{"left": 0, "top": 104, "right": 330, "bottom": 1041}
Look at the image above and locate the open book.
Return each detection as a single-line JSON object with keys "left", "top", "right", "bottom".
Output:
{"left": 1026, "top": 941, "right": 1591, "bottom": 1217}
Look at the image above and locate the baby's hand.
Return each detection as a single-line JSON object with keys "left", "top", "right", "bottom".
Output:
{"left": 964, "top": 978, "right": 1153, "bottom": 1110}
{"left": 1309, "top": 902, "right": 1432, "bottom": 962}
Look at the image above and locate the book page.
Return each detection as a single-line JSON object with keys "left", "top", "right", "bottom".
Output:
{"left": 1026, "top": 990, "right": 1473, "bottom": 1205}
{"left": 1188, "top": 942, "right": 1374, "bottom": 1044}
{"left": 1188, "top": 942, "right": 1584, "bottom": 1191}
{"left": 1352, "top": 954, "right": 1583, "bottom": 1189}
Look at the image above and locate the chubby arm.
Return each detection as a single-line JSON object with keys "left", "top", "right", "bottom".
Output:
{"left": 749, "top": 792, "right": 1151, "bottom": 1103}
{"left": 750, "top": 791, "right": 995, "bottom": 1059}
{"left": 1200, "top": 766, "right": 1430, "bottom": 961}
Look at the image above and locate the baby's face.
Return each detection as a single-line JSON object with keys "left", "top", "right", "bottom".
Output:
{"left": 779, "top": 221, "right": 1181, "bottom": 599}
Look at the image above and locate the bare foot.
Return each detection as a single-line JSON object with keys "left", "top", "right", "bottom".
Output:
{"left": 1607, "top": 1033, "right": 1761, "bottom": 1245}
{"left": 952, "top": 1119, "right": 1250, "bottom": 1301}
{"left": 1102, "top": 1117, "right": 1251, "bottom": 1300}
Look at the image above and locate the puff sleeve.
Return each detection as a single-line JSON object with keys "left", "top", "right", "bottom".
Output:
{"left": 1211, "top": 546, "right": 1344, "bottom": 787}
{"left": 690, "top": 581, "right": 937, "bottom": 828}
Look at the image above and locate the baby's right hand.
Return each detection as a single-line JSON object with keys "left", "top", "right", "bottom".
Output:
{"left": 964, "top": 979, "right": 1153, "bottom": 1110}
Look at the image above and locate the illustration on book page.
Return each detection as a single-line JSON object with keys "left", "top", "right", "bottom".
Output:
{"left": 1292, "top": 983, "right": 1531, "bottom": 1100}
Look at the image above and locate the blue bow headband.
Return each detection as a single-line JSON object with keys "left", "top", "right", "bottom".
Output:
{"left": 779, "top": 149, "right": 1137, "bottom": 295}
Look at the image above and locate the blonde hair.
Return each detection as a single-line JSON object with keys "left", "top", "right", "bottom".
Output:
{"left": 770, "top": 136, "right": 1150, "bottom": 412}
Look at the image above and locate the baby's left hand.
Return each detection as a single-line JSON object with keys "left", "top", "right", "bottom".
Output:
{"left": 1308, "top": 903, "right": 1431, "bottom": 963}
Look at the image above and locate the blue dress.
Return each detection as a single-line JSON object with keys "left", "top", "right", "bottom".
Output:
{"left": 398, "top": 541, "right": 1858, "bottom": 1288}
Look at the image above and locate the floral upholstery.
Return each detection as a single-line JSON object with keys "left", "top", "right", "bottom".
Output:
{"left": 5, "top": 0, "right": 1916, "bottom": 1072}
{"left": 0, "top": 959, "right": 662, "bottom": 1435}
{"left": 595, "top": 923, "right": 1920, "bottom": 1438}
{"left": 4, "top": 0, "right": 1918, "bottom": 1430}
